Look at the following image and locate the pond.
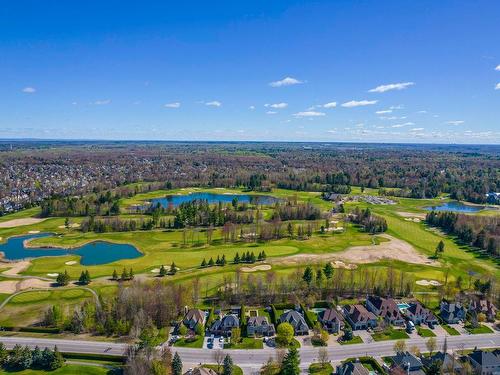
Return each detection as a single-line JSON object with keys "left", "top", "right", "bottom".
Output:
{"left": 424, "top": 201, "right": 486, "bottom": 213}
{"left": 150, "top": 192, "right": 280, "bottom": 208}
{"left": 0, "top": 233, "right": 142, "bottom": 265}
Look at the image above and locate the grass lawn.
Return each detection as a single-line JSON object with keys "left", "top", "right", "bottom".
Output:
{"left": 226, "top": 337, "right": 263, "bottom": 349}
{"left": 276, "top": 338, "right": 301, "bottom": 349}
{"left": 203, "top": 364, "right": 243, "bottom": 375}
{"left": 372, "top": 328, "right": 409, "bottom": 341}
{"left": 441, "top": 324, "right": 460, "bottom": 336}
{"left": 417, "top": 327, "right": 436, "bottom": 337}
{"left": 0, "top": 364, "right": 113, "bottom": 374}
{"left": 465, "top": 324, "right": 493, "bottom": 334}
{"left": 309, "top": 363, "right": 333, "bottom": 375}
{"left": 339, "top": 335, "right": 363, "bottom": 345}
{"left": 173, "top": 335, "right": 204, "bottom": 348}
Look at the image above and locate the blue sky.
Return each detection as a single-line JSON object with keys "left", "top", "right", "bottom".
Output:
{"left": 1, "top": 0, "right": 499, "bottom": 143}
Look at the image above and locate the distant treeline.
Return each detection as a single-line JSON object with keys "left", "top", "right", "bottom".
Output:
{"left": 425, "top": 211, "right": 499, "bottom": 256}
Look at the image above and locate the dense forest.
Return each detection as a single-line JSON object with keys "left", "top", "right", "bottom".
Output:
{"left": 1, "top": 142, "right": 499, "bottom": 215}
{"left": 425, "top": 211, "right": 499, "bottom": 256}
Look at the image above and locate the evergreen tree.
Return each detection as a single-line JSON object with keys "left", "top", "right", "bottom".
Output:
{"left": 56, "top": 270, "right": 70, "bottom": 286}
{"left": 172, "top": 352, "right": 183, "bottom": 375}
{"left": 323, "top": 262, "right": 334, "bottom": 279}
{"left": 50, "top": 346, "right": 64, "bottom": 370}
{"left": 234, "top": 252, "right": 240, "bottom": 264}
{"left": 112, "top": 269, "right": 118, "bottom": 280}
{"left": 31, "top": 346, "right": 43, "bottom": 368}
{"left": 261, "top": 250, "right": 266, "bottom": 260}
{"left": 159, "top": 265, "right": 167, "bottom": 276}
{"left": 208, "top": 257, "right": 215, "bottom": 266}
{"left": 170, "top": 262, "right": 177, "bottom": 275}
{"left": 0, "top": 342, "right": 7, "bottom": 366}
{"left": 201, "top": 258, "right": 207, "bottom": 267}
{"left": 281, "top": 347, "right": 300, "bottom": 375}
{"left": 41, "top": 347, "right": 54, "bottom": 369}
{"left": 221, "top": 254, "right": 226, "bottom": 266}
{"left": 223, "top": 354, "right": 234, "bottom": 375}
{"left": 121, "top": 267, "right": 129, "bottom": 281}
{"left": 216, "top": 255, "right": 221, "bottom": 265}
{"left": 250, "top": 252, "right": 256, "bottom": 263}
{"left": 129, "top": 268, "right": 134, "bottom": 280}
{"left": 302, "top": 266, "right": 313, "bottom": 285}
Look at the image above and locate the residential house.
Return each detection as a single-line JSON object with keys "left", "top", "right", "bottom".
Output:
{"left": 343, "top": 304, "right": 377, "bottom": 330}
{"left": 183, "top": 308, "right": 206, "bottom": 330}
{"left": 469, "top": 299, "right": 498, "bottom": 322}
{"left": 389, "top": 351, "right": 425, "bottom": 375}
{"left": 190, "top": 367, "right": 218, "bottom": 375}
{"left": 247, "top": 316, "right": 275, "bottom": 337}
{"left": 337, "top": 360, "right": 370, "bottom": 375}
{"left": 406, "top": 302, "right": 439, "bottom": 326}
{"left": 366, "top": 296, "right": 405, "bottom": 326}
{"left": 422, "top": 352, "right": 464, "bottom": 374}
{"left": 466, "top": 349, "right": 500, "bottom": 375}
{"left": 440, "top": 301, "right": 466, "bottom": 324}
{"left": 318, "top": 308, "right": 345, "bottom": 334}
{"left": 279, "top": 310, "right": 309, "bottom": 335}
{"left": 209, "top": 314, "right": 240, "bottom": 337}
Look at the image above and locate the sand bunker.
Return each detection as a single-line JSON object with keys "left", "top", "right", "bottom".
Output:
{"left": 240, "top": 264, "right": 272, "bottom": 272}
{"left": 331, "top": 261, "right": 358, "bottom": 270}
{"left": 416, "top": 279, "right": 442, "bottom": 286}
{"left": 151, "top": 268, "right": 160, "bottom": 273}
{"left": 47, "top": 273, "right": 59, "bottom": 277}
{"left": 64, "top": 261, "right": 77, "bottom": 265}
{"left": 28, "top": 230, "right": 40, "bottom": 234}
{"left": 397, "top": 212, "right": 426, "bottom": 220}
{"left": 58, "top": 223, "right": 80, "bottom": 229}
{"left": 0, "top": 281, "right": 19, "bottom": 294}
{"left": 1, "top": 261, "right": 31, "bottom": 276}
{"left": 0, "top": 218, "right": 47, "bottom": 228}
{"left": 274, "top": 234, "right": 438, "bottom": 267}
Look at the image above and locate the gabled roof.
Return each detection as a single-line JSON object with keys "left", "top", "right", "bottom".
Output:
{"left": 468, "top": 349, "right": 500, "bottom": 367}
{"left": 184, "top": 308, "right": 205, "bottom": 323}
{"left": 368, "top": 296, "right": 403, "bottom": 320}
{"left": 469, "top": 299, "right": 497, "bottom": 314}
{"left": 280, "top": 310, "right": 308, "bottom": 329}
{"left": 391, "top": 351, "right": 423, "bottom": 371}
{"left": 345, "top": 304, "right": 376, "bottom": 323}
{"left": 248, "top": 316, "right": 270, "bottom": 326}
{"left": 338, "top": 361, "right": 370, "bottom": 375}
{"left": 423, "top": 352, "right": 463, "bottom": 370}
{"left": 319, "top": 308, "right": 344, "bottom": 323}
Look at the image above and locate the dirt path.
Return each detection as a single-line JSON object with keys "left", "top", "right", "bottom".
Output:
{"left": 1, "top": 261, "right": 31, "bottom": 276}
{"left": 272, "top": 234, "right": 438, "bottom": 267}
{"left": 0, "top": 218, "right": 47, "bottom": 228}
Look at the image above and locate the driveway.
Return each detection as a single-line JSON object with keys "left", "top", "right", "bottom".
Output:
{"left": 202, "top": 336, "right": 224, "bottom": 350}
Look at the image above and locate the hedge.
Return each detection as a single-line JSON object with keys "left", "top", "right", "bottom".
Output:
{"left": 61, "top": 352, "right": 125, "bottom": 363}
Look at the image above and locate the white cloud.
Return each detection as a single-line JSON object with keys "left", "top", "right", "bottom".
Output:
{"left": 390, "top": 105, "right": 404, "bottom": 110}
{"left": 417, "top": 110, "right": 428, "bottom": 114}
{"left": 266, "top": 111, "right": 278, "bottom": 115}
{"left": 341, "top": 100, "right": 378, "bottom": 108}
{"left": 375, "top": 109, "right": 392, "bottom": 114}
{"left": 269, "top": 76, "right": 303, "bottom": 87}
{"left": 92, "top": 99, "right": 111, "bottom": 105}
{"left": 410, "top": 127, "right": 424, "bottom": 131}
{"left": 323, "top": 102, "right": 337, "bottom": 108}
{"left": 496, "top": 83, "right": 500, "bottom": 90}
{"left": 164, "top": 102, "right": 180, "bottom": 108}
{"left": 446, "top": 120, "right": 464, "bottom": 125}
{"left": 249, "top": 105, "right": 255, "bottom": 110}
{"left": 269, "top": 102, "right": 288, "bottom": 109}
{"left": 293, "top": 111, "right": 326, "bottom": 117}
{"left": 368, "top": 82, "right": 415, "bottom": 93}
{"left": 22, "top": 87, "right": 36, "bottom": 93}
{"left": 205, "top": 101, "right": 222, "bottom": 107}
{"left": 495, "top": 65, "right": 500, "bottom": 71}
{"left": 391, "top": 122, "right": 414, "bottom": 128}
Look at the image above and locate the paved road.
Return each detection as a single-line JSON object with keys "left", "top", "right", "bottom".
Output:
{"left": 1, "top": 333, "right": 498, "bottom": 367}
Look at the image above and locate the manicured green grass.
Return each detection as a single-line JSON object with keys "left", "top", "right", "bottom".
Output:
{"left": 226, "top": 337, "right": 263, "bottom": 349}
{"left": 309, "top": 363, "right": 333, "bottom": 375}
{"left": 203, "top": 364, "right": 243, "bottom": 375}
{"left": 372, "top": 328, "right": 409, "bottom": 341}
{"left": 416, "top": 327, "right": 436, "bottom": 337}
{"left": 276, "top": 338, "right": 301, "bottom": 349}
{"left": 0, "top": 364, "right": 112, "bottom": 374}
{"left": 465, "top": 324, "right": 493, "bottom": 334}
{"left": 173, "top": 335, "right": 204, "bottom": 348}
{"left": 339, "top": 335, "right": 363, "bottom": 345}
{"left": 441, "top": 324, "right": 460, "bottom": 336}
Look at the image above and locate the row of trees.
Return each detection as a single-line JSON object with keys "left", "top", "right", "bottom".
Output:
{"left": 349, "top": 207, "right": 388, "bottom": 233}
{"left": 0, "top": 344, "right": 63, "bottom": 372}
{"left": 426, "top": 211, "right": 499, "bottom": 256}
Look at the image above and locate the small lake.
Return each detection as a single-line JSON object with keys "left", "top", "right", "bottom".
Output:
{"left": 0, "top": 233, "right": 142, "bottom": 265}
{"left": 424, "top": 201, "right": 486, "bottom": 213}
{"left": 150, "top": 192, "right": 280, "bottom": 208}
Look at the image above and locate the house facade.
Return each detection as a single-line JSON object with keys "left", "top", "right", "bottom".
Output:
{"left": 209, "top": 314, "right": 240, "bottom": 337}
{"left": 247, "top": 316, "right": 275, "bottom": 337}
{"left": 366, "top": 296, "right": 405, "bottom": 326}
{"left": 406, "top": 302, "right": 439, "bottom": 325}
{"left": 440, "top": 301, "right": 466, "bottom": 324}
{"left": 343, "top": 304, "right": 377, "bottom": 330}
{"left": 318, "top": 308, "right": 344, "bottom": 334}
{"left": 279, "top": 310, "right": 309, "bottom": 335}
{"left": 469, "top": 299, "right": 498, "bottom": 322}
{"left": 467, "top": 349, "right": 500, "bottom": 375}
{"left": 183, "top": 308, "right": 206, "bottom": 330}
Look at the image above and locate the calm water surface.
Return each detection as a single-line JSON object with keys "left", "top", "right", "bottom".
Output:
{"left": 424, "top": 201, "right": 486, "bottom": 213}
{"left": 150, "top": 192, "right": 280, "bottom": 208}
{"left": 0, "top": 233, "right": 141, "bottom": 265}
